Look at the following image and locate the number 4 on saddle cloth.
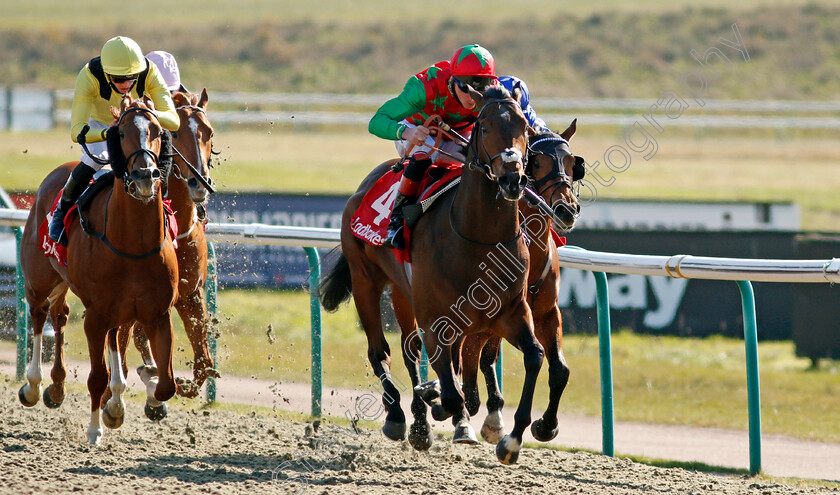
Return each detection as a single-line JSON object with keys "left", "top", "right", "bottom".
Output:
{"left": 38, "top": 172, "right": 179, "bottom": 266}
{"left": 350, "top": 162, "right": 566, "bottom": 263}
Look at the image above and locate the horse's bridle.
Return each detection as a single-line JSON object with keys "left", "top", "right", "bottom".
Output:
{"left": 116, "top": 107, "right": 164, "bottom": 199}
{"left": 467, "top": 98, "right": 529, "bottom": 186}
{"left": 526, "top": 136, "right": 576, "bottom": 201}
{"left": 169, "top": 104, "right": 216, "bottom": 194}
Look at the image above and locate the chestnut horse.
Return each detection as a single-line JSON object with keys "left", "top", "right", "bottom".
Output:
{"left": 321, "top": 85, "right": 554, "bottom": 464}
{"left": 459, "top": 127, "right": 581, "bottom": 445}
{"left": 117, "top": 89, "right": 218, "bottom": 402}
{"left": 18, "top": 95, "right": 179, "bottom": 445}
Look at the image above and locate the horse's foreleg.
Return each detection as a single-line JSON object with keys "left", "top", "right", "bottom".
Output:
{"left": 175, "top": 289, "right": 215, "bottom": 397}
{"left": 101, "top": 328, "right": 127, "bottom": 430}
{"left": 497, "top": 315, "right": 544, "bottom": 465}
{"left": 478, "top": 336, "right": 506, "bottom": 444}
{"left": 83, "top": 314, "right": 109, "bottom": 446}
{"left": 392, "top": 286, "right": 433, "bottom": 451}
{"left": 531, "top": 307, "right": 570, "bottom": 442}
{"left": 354, "top": 277, "right": 407, "bottom": 442}
{"left": 18, "top": 301, "right": 49, "bottom": 407}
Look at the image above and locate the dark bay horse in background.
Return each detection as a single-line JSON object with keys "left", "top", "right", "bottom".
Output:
{"left": 18, "top": 95, "right": 179, "bottom": 445}
{"left": 322, "top": 85, "right": 556, "bottom": 464}
{"left": 459, "top": 125, "right": 581, "bottom": 445}
{"left": 116, "top": 89, "right": 218, "bottom": 403}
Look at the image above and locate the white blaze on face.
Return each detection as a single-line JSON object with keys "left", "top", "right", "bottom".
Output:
{"left": 501, "top": 148, "right": 523, "bottom": 164}
{"left": 133, "top": 113, "right": 151, "bottom": 149}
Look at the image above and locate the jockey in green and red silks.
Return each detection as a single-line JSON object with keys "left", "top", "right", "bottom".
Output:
{"left": 369, "top": 44, "right": 498, "bottom": 250}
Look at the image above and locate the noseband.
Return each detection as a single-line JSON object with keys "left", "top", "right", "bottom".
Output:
{"left": 467, "top": 99, "right": 528, "bottom": 183}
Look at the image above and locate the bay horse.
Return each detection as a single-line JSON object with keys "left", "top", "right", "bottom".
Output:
{"left": 115, "top": 89, "right": 218, "bottom": 402}
{"left": 18, "top": 95, "right": 179, "bottom": 445}
{"left": 459, "top": 127, "right": 580, "bottom": 445}
{"left": 321, "top": 85, "right": 552, "bottom": 464}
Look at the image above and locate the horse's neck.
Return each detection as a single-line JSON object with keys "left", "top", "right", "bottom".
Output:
{"left": 165, "top": 179, "right": 195, "bottom": 231}
{"left": 105, "top": 184, "right": 165, "bottom": 246}
{"left": 521, "top": 203, "right": 552, "bottom": 262}
{"left": 452, "top": 166, "right": 520, "bottom": 243}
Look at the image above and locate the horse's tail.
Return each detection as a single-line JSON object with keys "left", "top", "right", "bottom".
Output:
{"left": 319, "top": 248, "right": 353, "bottom": 312}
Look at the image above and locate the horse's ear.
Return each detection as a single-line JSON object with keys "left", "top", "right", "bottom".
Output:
{"left": 527, "top": 125, "right": 538, "bottom": 138}
{"left": 110, "top": 106, "right": 120, "bottom": 121}
{"left": 120, "top": 94, "right": 131, "bottom": 112}
{"left": 198, "top": 88, "right": 209, "bottom": 109}
{"left": 560, "top": 118, "right": 577, "bottom": 141}
{"left": 467, "top": 85, "right": 485, "bottom": 108}
{"left": 142, "top": 95, "right": 155, "bottom": 111}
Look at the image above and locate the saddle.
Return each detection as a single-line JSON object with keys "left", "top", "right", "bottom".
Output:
{"left": 351, "top": 162, "right": 462, "bottom": 263}
{"left": 39, "top": 172, "right": 178, "bottom": 266}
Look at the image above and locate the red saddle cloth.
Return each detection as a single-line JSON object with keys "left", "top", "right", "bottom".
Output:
{"left": 351, "top": 162, "right": 463, "bottom": 263}
{"left": 39, "top": 189, "right": 178, "bottom": 266}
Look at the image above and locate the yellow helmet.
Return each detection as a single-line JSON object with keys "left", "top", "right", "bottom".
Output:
{"left": 100, "top": 36, "right": 145, "bottom": 76}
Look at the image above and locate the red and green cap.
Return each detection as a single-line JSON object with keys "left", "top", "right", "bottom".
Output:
{"left": 449, "top": 44, "right": 496, "bottom": 79}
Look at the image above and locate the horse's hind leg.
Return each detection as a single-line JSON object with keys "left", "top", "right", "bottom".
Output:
{"left": 175, "top": 289, "right": 216, "bottom": 398}
{"left": 461, "top": 333, "right": 487, "bottom": 417}
{"left": 530, "top": 307, "right": 570, "bottom": 442}
{"left": 101, "top": 328, "right": 127, "bottom": 430}
{"left": 353, "top": 273, "right": 407, "bottom": 442}
{"left": 100, "top": 323, "right": 133, "bottom": 409}
{"left": 427, "top": 335, "right": 478, "bottom": 445}
{"left": 18, "top": 300, "right": 49, "bottom": 407}
{"left": 44, "top": 291, "right": 70, "bottom": 409}
{"left": 392, "top": 286, "right": 433, "bottom": 451}
{"left": 478, "top": 336, "right": 506, "bottom": 444}
{"left": 130, "top": 324, "right": 169, "bottom": 421}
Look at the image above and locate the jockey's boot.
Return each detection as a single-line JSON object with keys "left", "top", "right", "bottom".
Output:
{"left": 49, "top": 164, "right": 95, "bottom": 245}
{"left": 382, "top": 192, "right": 415, "bottom": 250}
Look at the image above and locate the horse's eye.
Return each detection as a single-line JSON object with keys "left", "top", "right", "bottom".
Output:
{"left": 171, "top": 131, "right": 178, "bottom": 139}
{"left": 119, "top": 131, "right": 125, "bottom": 139}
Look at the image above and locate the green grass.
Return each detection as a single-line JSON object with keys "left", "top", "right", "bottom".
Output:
{"left": 4, "top": 288, "right": 838, "bottom": 444}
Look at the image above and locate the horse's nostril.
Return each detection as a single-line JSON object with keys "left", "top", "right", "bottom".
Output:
{"left": 188, "top": 178, "right": 198, "bottom": 187}
{"left": 151, "top": 169, "right": 161, "bottom": 179}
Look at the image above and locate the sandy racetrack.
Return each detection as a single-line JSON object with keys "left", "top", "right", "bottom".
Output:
{"left": 1, "top": 376, "right": 836, "bottom": 495}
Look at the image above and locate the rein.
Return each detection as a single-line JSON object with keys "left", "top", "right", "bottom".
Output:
{"left": 168, "top": 104, "right": 216, "bottom": 194}
{"left": 448, "top": 97, "right": 527, "bottom": 246}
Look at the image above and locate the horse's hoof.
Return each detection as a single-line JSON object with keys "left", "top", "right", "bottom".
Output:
{"left": 205, "top": 368, "right": 221, "bottom": 379}
{"left": 453, "top": 422, "right": 479, "bottom": 445}
{"left": 18, "top": 385, "right": 38, "bottom": 407}
{"left": 408, "top": 421, "right": 434, "bottom": 451}
{"left": 144, "top": 402, "right": 168, "bottom": 422}
{"left": 43, "top": 384, "right": 64, "bottom": 409}
{"left": 480, "top": 423, "right": 505, "bottom": 444}
{"left": 530, "top": 418, "right": 559, "bottom": 442}
{"left": 430, "top": 404, "right": 450, "bottom": 422}
{"left": 102, "top": 405, "right": 125, "bottom": 429}
{"left": 382, "top": 421, "right": 407, "bottom": 441}
{"left": 86, "top": 424, "right": 103, "bottom": 446}
{"left": 414, "top": 379, "right": 440, "bottom": 405}
{"left": 496, "top": 435, "right": 521, "bottom": 465}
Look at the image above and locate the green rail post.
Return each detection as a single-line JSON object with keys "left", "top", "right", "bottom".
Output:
{"left": 305, "top": 247, "right": 322, "bottom": 418}
{"left": 204, "top": 242, "right": 218, "bottom": 403}
{"left": 14, "top": 226, "right": 28, "bottom": 381}
{"left": 593, "top": 271, "right": 614, "bottom": 457}
{"left": 737, "top": 280, "right": 762, "bottom": 476}
{"left": 419, "top": 336, "right": 429, "bottom": 383}
{"left": 496, "top": 343, "right": 503, "bottom": 393}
